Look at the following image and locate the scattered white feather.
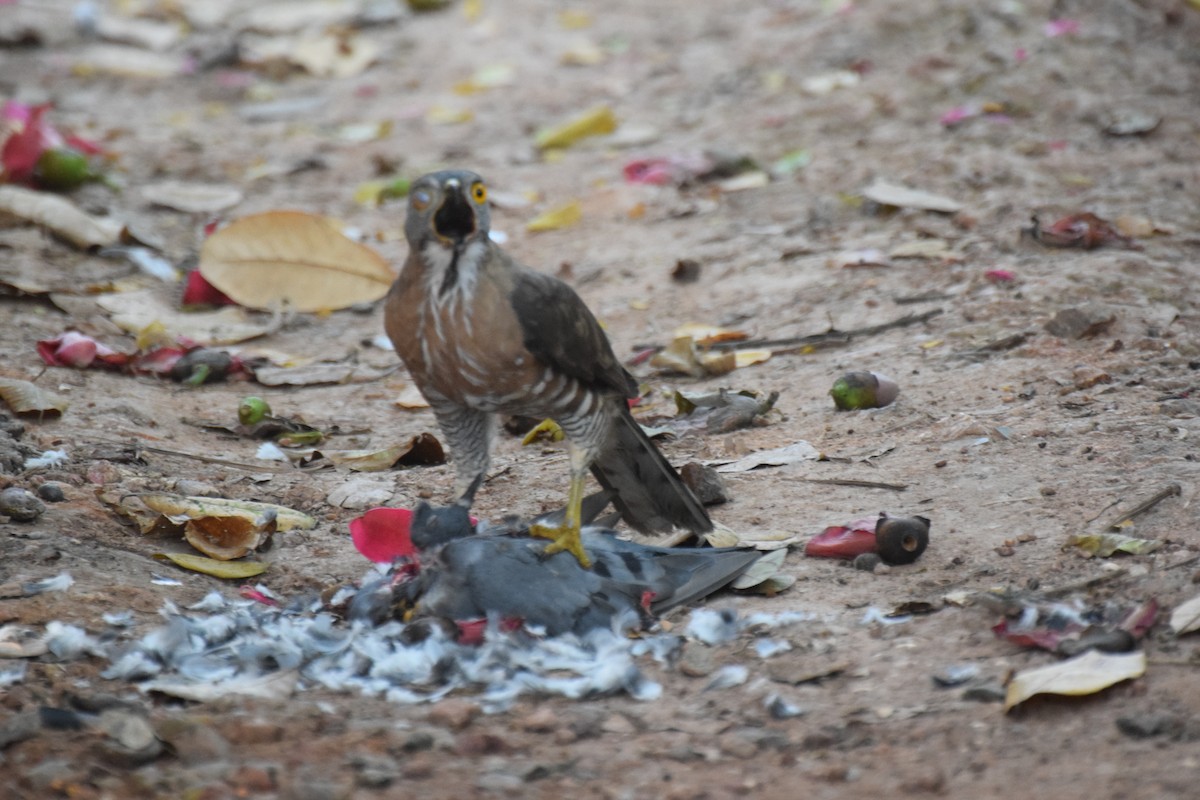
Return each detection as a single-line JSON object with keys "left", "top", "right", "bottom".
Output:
{"left": 102, "top": 611, "right": 135, "bottom": 628}
{"left": 188, "top": 591, "right": 228, "bottom": 612}
{"left": 150, "top": 573, "right": 183, "bottom": 586}
{"left": 0, "top": 663, "right": 28, "bottom": 688}
{"left": 860, "top": 607, "right": 910, "bottom": 625}
{"left": 23, "top": 572, "right": 74, "bottom": 595}
{"left": 686, "top": 608, "right": 741, "bottom": 645}
{"left": 705, "top": 664, "right": 749, "bottom": 691}
{"left": 744, "top": 610, "right": 814, "bottom": 629}
{"left": 23, "top": 450, "right": 69, "bottom": 470}
{"left": 44, "top": 621, "right": 103, "bottom": 659}
{"left": 255, "top": 442, "right": 289, "bottom": 461}
{"left": 754, "top": 638, "right": 793, "bottom": 659}
{"left": 764, "top": 692, "right": 806, "bottom": 719}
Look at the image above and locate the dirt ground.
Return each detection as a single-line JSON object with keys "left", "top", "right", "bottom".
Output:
{"left": 2, "top": 0, "right": 1200, "bottom": 797}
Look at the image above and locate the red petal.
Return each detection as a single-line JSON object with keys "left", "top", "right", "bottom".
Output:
{"left": 132, "top": 346, "right": 187, "bottom": 374}
{"left": 991, "top": 619, "right": 1063, "bottom": 651}
{"left": 63, "top": 133, "right": 106, "bottom": 156}
{"left": 349, "top": 507, "right": 416, "bottom": 563}
{"left": 181, "top": 270, "right": 236, "bottom": 306}
{"left": 239, "top": 585, "right": 281, "bottom": 606}
{"left": 1, "top": 104, "right": 63, "bottom": 184}
{"left": 804, "top": 524, "right": 878, "bottom": 559}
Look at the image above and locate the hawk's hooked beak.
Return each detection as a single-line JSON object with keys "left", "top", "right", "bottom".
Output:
{"left": 433, "top": 183, "right": 476, "bottom": 245}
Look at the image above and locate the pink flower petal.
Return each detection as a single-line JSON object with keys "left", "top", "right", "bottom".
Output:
{"left": 1, "top": 103, "right": 63, "bottom": 184}
{"left": 349, "top": 507, "right": 416, "bottom": 563}
{"left": 1044, "top": 18, "right": 1080, "bottom": 38}
{"left": 984, "top": 269, "right": 1016, "bottom": 283}
{"left": 939, "top": 104, "right": 979, "bottom": 127}
{"left": 239, "top": 586, "right": 281, "bottom": 606}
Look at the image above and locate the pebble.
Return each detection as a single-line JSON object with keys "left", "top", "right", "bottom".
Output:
{"left": 350, "top": 753, "right": 399, "bottom": 788}
{"left": 36, "top": 482, "right": 66, "bottom": 502}
{"left": 426, "top": 698, "right": 479, "bottom": 731}
{"left": 519, "top": 707, "right": 560, "bottom": 734}
{"left": 0, "top": 487, "right": 45, "bottom": 521}
{"left": 156, "top": 717, "right": 231, "bottom": 765}
{"left": 962, "top": 683, "right": 1007, "bottom": 703}
{"left": 678, "top": 644, "right": 716, "bottom": 678}
{"left": 680, "top": 462, "right": 730, "bottom": 504}
{"left": 96, "top": 709, "right": 162, "bottom": 767}
{"left": 852, "top": 553, "right": 881, "bottom": 572}
{"left": 1116, "top": 711, "right": 1183, "bottom": 740}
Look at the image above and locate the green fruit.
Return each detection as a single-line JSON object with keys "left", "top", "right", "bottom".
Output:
{"left": 238, "top": 396, "right": 272, "bottom": 426}
{"left": 33, "top": 147, "right": 94, "bottom": 191}
{"left": 829, "top": 371, "right": 899, "bottom": 411}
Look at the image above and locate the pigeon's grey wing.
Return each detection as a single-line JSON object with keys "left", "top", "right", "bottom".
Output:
{"left": 421, "top": 536, "right": 607, "bottom": 636}
{"left": 582, "top": 530, "right": 762, "bottom": 615}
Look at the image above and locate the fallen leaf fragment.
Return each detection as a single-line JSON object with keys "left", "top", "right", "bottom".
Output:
{"left": 1067, "top": 533, "right": 1162, "bottom": 558}
{"left": 1004, "top": 650, "right": 1144, "bottom": 711}
{"left": 199, "top": 211, "right": 393, "bottom": 312}
{"left": 862, "top": 181, "right": 963, "bottom": 213}
{"left": 141, "top": 181, "right": 244, "bottom": 214}
{"left": 1168, "top": 596, "right": 1200, "bottom": 636}
{"left": 395, "top": 385, "right": 431, "bottom": 409}
{"left": 0, "top": 185, "right": 125, "bottom": 249}
{"left": 184, "top": 511, "right": 276, "bottom": 561}
{"left": 535, "top": 105, "right": 617, "bottom": 150}
{"left": 319, "top": 434, "right": 446, "bottom": 471}
{"left": 805, "top": 519, "right": 878, "bottom": 559}
{"left": 0, "top": 377, "right": 69, "bottom": 415}
{"left": 526, "top": 200, "right": 582, "bottom": 232}
{"left": 672, "top": 323, "right": 749, "bottom": 347}
{"left": 713, "top": 441, "right": 822, "bottom": 473}
{"left": 1029, "top": 212, "right": 1135, "bottom": 250}
{"left": 155, "top": 552, "right": 268, "bottom": 579}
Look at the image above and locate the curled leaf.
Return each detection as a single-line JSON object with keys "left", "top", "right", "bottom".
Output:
{"left": 535, "top": 105, "right": 617, "bottom": 150}
{"left": 155, "top": 552, "right": 267, "bottom": 579}
{"left": 349, "top": 507, "right": 416, "bottom": 563}
{"left": 138, "top": 493, "right": 316, "bottom": 532}
{"left": 0, "top": 377, "right": 69, "bottom": 415}
{"left": 183, "top": 512, "right": 275, "bottom": 560}
{"left": 0, "top": 185, "right": 125, "bottom": 249}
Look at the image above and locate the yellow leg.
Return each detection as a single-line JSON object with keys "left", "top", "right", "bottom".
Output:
{"left": 529, "top": 442, "right": 592, "bottom": 568}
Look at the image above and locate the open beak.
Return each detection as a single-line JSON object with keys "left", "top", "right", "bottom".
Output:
{"left": 433, "top": 185, "right": 476, "bottom": 244}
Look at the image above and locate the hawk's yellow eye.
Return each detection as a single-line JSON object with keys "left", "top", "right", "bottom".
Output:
{"left": 471, "top": 182, "right": 487, "bottom": 204}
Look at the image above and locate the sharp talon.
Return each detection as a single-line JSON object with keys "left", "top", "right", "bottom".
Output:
{"left": 529, "top": 522, "right": 592, "bottom": 568}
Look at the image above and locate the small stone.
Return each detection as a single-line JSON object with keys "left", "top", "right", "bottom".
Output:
{"left": 680, "top": 462, "right": 730, "bottom": 505}
{"left": 0, "top": 487, "right": 45, "bottom": 521}
{"left": 157, "top": 718, "right": 230, "bottom": 765}
{"left": 172, "top": 479, "right": 222, "bottom": 497}
{"left": 221, "top": 718, "right": 284, "bottom": 745}
{"left": 962, "top": 683, "right": 1006, "bottom": 703}
{"left": 678, "top": 644, "right": 716, "bottom": 678}
{"left": 229, "top": 764, "right": 277, "bottom": 794}
{"left": 672, "top": 258, "right": 702, "bottom": 283}
{"left": 399, "top": 731, "right": 436, "bottom": 752}
{"left": 600, "top": 713, "right": 638, "bottom": 735}
{"left": 1116, "top": 712, "right": 1183, "bottom": 739}
{"left": 519, "top": 707, "right": 560, "bottom": 734}
{"left": 872, "top": 563, "right": 892, "bottom": 575}
{"left": 455, "top": 732, "right": 507, "bottom": 756}
{"left": 426, "top": 699, "right": 479, "bottom": 731}
{"left": 994, "top": 545, "right": 1015, "bottom": 557}
{"left": 475, "top": 771, "right": 523, "bottom": 793}
{"left": 401, "top": 753, "right": 435, "bottom": 780}
{"left": 350, "top": 753, "right": 399, "bottom": 788}
{"left": 852, "top": 553, "right": 881, "bottom": 572}
{"left": 36, "top": 482, "right": 66, "bottom": 502}
{"left": 1044, "top": 305, "right": 1116, "bottom": 340}
{"left": 720, "top": 730, "right": 760, "bottom": 759}
{"left": 96, "top": 710, "right": 162, "bottom": 767}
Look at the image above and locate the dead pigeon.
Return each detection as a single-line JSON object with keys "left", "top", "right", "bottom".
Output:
{"left": 353, "top": 501, "right": 762, "bottom": 638}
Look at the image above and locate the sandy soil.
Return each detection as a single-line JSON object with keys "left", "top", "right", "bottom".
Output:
{"left": 2, "top": 0, "right": 1200, "bottom": 797}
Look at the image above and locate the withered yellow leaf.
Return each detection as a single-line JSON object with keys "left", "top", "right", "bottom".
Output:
{"left": 199, "top": 211, "right": 393, "bottom": 312}
{"left": 156, "top": 552, "right": 267, "bottom": 579}
{"left": 527, "top": 200, "right": 582, "bottom": 232}
{"left": 138, "top": 493, "right": 316, "bottom": 531}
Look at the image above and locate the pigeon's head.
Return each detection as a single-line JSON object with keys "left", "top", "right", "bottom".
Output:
{"left": 410, "top": 501, "right": 475, "bottom": 550}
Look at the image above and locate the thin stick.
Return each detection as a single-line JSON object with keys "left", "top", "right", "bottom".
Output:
{"left": 1041, "top": 568, "right": 1129, "bottom": 598}
{"left": 1104, "top": 483, "right": 1182, "bottom": 531}
{"left": 92, "top": 439, "right": 295, "bottom": 473}
{"left": 711, "top": 308, "right": 945, "bottom": 352}
{"left": 801, "top": 478, "right": 908, "bottom": 491}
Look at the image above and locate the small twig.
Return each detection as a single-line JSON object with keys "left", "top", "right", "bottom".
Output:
{"left": 1040, "top": 568, "right": 1129, "bottom": 598}
{"left": 95, "top": 439, "right": 295, "bottom": 473}
{"left": 894, "top": 292, "right": 954, "bottom": 305}
{"left": 711, "top": 308, "right": 945, "bottom": 353}
{"left": 1103, "top": 483, "right": 1182, "bottom": 531}
{"left": 800, "top": 478, "right": 908, "bottom": 491}
{"left": 631, "top": 309, "right": 944, "bottom": 355}
{"left": 1165, "top": 554, "right": 1200, "bottom": 571}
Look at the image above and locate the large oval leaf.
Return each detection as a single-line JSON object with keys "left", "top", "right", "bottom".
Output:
{"left": 199, "top": 211, "right": 393, "bottom": 312}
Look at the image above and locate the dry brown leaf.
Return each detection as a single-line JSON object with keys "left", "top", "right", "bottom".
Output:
{"left": 138, "top": 493, "right": 316, "bottom": 531}
{"left": 0, "top": 186, "right": 125, "bottom": 250}
{"left": 184, "top": 513, "right": 275, "bottom": 560}
{"left": 0, "top": 377, "right": 69, "bottom": 415}
{"left": 199, "top": 211, "right": 393, "bottom": 312}
{"left": 96, "top": 289, "right": 275, "bottom": 345}
{"left": 1004, "top": 650, "right": 1145, "bottom": 711}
